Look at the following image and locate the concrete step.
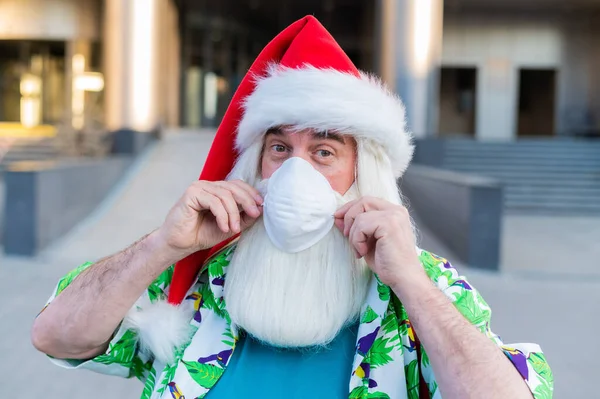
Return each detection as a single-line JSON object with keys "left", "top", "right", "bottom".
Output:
{"left": 505, "top": 205, "right": 600, "bottom": 215}
{"left": 446, "top": 163, "right": 600, "bottom": 174}
{"left": 0, "top": 138, "right": 59, "bottom": 164}
{"left": 445, "top": 150, "right": 600, "bottom": 160}
{"left": 3, "top": 153, "right": 58, "bottom": 162}
{"left": 445, "top": 139, "right": 600, "bottom": 150}
{"left": 445, "top": 169, "right": 600, "bottom": 181}
{"left": 505, "top": 192, "right": 600, "bottom": 205}
{"left": 426, "top": 138, "right": 600, "bottom": 214}
{"left": 505, "top": 200, "right": 600, "bottom": 212}
{"left": 505, "top": 186, "right": 600, "bottom": 196}
{"left": 444, "top": 155, "right": 600, "bottom": 165}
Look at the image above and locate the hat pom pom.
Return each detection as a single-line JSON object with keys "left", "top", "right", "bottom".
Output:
{"left": 123, "top": 296, "right": 194, "bottom": 364}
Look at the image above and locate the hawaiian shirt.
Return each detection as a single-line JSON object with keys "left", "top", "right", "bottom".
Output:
{"left": 44, "top": 245, "right": 553, "bottom": 399}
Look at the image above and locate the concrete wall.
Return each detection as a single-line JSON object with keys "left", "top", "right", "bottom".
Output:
{"left": 3, "top": 157, "right": 132, "bottom": 255}
{"left": 442, "top": 9, "right": 600, "bottom": 140}
{"left": 0, "top": 0, "right": 100, "bottom": 40}
{"left": 400, "top": 165, "right": 503, "bottom": 270}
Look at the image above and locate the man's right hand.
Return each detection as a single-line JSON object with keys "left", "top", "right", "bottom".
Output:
{"left": 32, "top": 179, "right": 263, "bottom": 360}
{"left": 157, "top": 180, "right": 263, "bottom": 257}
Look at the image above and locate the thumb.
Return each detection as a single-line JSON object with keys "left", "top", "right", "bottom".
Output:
{"left": 239, "top": 208, "right": 262, "bottom": 232}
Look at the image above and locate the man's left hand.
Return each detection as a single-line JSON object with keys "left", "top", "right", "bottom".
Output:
{"left": 334, "top": 197, "right": 424, "bottom": 288}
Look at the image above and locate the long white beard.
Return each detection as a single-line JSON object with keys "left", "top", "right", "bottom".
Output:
{"left": 224, "top": 186, "right": 372, "bottom": 348}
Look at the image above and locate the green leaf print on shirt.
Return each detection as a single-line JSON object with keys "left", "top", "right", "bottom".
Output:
{"left": 91, "top": 356, "right": 120, "bottom": 366}
{"left": 147, "top": 283, "right": 164, "bottom": 302}
{"left": 130, "top": 356, "right": 153, "bottom": 381}
{"left": 155, "top": 265, "right": 174, "bottom": 289}
{"left": 367, "top": 393, "right": 391, "bottom": 399}
{"left": 421, "top": 350, "right": 430, "bottom": 368}
{"left": 405, "top": 359, "right": 420, "bottom": 399}
{"left": 361, "top": 306, "right": 379, "bottom": 324}
{"left": 529, "top": 352, "right": 553, "bottom": 383}
{"left": 92, "top": 330, "right": 137, "bottom": 366}
{"left": 419, "top": 251, "right": 457, "bottom": 286}
{"left": 376, "top": 277, "right": 391, "bottom": 301}
{"left": 366, "top": 335, "right": 394, "bottom": 369}
{"left": 183, "top": 361, "right": 225, "bottom": 389}
{"left": 452, "top": 290, "right": 489, "bottom": 326}
{"left": 349, "top": 386, "right": 368, "bottom": 399}
{"left": 141, "top": 366, "right": 157, "bottom": 399}
{"left": 381, "top": 310, "right": 399, "bottom": 336}
{"left": 144, "top": 266, "right": 174, "bottom": 303}
{"left": 157, "top": 347, "right": 185, "bottom": 395}
{"left": 533, "top": 379, "right": 553, "bottom": 399}
{"left": 208, "top": 255, "right": 228, "bottom": 278}
{"left": 199, "top": 282, "right": 218, "bottom": 312}
{"left": 56, "top": 262, "right": 93, "bottom": 295}
{"left": 221, "top": 325, "right": 235, "bottom": 347}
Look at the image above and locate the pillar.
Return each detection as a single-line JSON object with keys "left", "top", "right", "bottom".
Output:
{"left": 104, "top": 0, "right": 162, "bottom": 153}
{"left": 376, "top": 0, "right": 444, "bottom": 138}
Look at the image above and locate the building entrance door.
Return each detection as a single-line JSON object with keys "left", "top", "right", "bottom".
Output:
{"left": 517, "top": 69, "right": 556, "bottom": 137}
{"left": 438, "top": 67, "right": 477, "bottom": 137}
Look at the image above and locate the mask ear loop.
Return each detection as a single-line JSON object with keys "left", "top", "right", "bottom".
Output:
{"left": 354, "top": 144, "right": 359, "bottom": 190}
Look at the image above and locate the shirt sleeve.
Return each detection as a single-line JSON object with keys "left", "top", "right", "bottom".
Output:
{"left": 39, "top": 261, "right": 174, "bottom": 381}
{"left": 417, "top": 250, "right": 554, "bottom": 399}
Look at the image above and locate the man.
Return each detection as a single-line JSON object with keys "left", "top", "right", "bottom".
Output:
{"left": 32, "top": 16, "right": 552, "bottom": 399}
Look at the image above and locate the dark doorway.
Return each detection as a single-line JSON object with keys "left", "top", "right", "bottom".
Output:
{"left": 517, "top": 69, "right": 556, "bottom": 137}
{"left": 438, "top": 67, "right": 477, "bottom": 136}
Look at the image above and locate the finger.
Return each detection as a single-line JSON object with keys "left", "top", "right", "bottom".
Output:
{"left": 334, "top": 199, "right": 359, "bottom": 219}
{"left": 239, "top": 207, "right": 263, "bottom": 231}
{"left": 335, "top": 196, "right": 393, "bottom": 219}
{"left": 202, "top": 185, "right": 242, "bottom": 233}
{"left": 343, "top": 202, "right": 367, "bottom": 237}
{"left": 214, "top": 181, "right": 262, "bottom": 218}
{"left": 190, "top": 191, "right": 230, "bottom": 233}
{"left": 334, "top": 218, "right": 345, "bottom": 232}
{"left": 348, "top": 213, "right": 376, "bottom": 258}
{"left": 228, "top": 180, "right": 264, "bottom": 205}
{"left": 341, "top": 197, "right": 397, "bottom": 236}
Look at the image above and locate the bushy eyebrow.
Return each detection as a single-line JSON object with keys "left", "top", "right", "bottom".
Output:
{"left": 312, "top": 130, "right": 346, "bottom": 145}
{"left": 265, "top": 127, "right": 283, "bottom": 137}
{"left": 264, "top": 127, "right": 345, "bottom": 145}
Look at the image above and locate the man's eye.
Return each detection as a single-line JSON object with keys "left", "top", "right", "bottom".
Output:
{"left": 273, "top": 145, "right": 287, "bottom": 153}
{"left": 317, "top": 150, "right": 332, "bottom": 157}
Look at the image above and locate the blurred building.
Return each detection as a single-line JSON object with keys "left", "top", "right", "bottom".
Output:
{"left": 1, "top": 0, "right": 599, "bottom": 255}
{"left": 0, "top": 0, "right": 599, "bottom": 151}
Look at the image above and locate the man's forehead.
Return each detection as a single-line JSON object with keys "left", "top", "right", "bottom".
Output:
{"left": 265, "top": 126, "right": 347, "bottom": 144}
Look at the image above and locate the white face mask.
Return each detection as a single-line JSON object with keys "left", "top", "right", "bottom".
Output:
{"left": 261, "top": 157, "right": 339, "bottom": 253}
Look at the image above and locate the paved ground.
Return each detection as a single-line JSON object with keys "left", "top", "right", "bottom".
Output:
{"left": 1, "top": 129, "right": 597, "bottom": 398}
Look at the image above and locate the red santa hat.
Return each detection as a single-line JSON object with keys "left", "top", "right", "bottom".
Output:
{"left": 166, "top": 15, "right": 413, "bottom": 306}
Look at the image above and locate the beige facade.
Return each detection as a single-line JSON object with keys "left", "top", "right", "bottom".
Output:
{"left": 441, "top": 8, "right": 600, "bottom": 140}
{"left": 0, "top": 0, "right": 179, "bottom": 141}
{"left": 0, "top": 0, "right": 598, "bottom": 142}
{"left": 0, "top": 0, "right": 100, "bottom": 40}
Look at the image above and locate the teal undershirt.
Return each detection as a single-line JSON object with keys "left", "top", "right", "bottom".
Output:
{"left": 207, "top": 322, "right": 359, "bottom": 398}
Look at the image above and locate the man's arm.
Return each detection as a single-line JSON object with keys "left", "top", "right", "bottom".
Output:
{"left": 31, "top": 179, "right": 263, "bottom": 360}
{"left": 335, "top": 197, "right": 538, "bottom": 399}
{"left": 31, "top": 230, "right": 181, "bottom": 359}
{"left": 390, "top": 271, "right": 532, "bottom": 399}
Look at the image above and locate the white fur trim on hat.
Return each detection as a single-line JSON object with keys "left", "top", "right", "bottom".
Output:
{"left": 237, "top": 65, "right": 414, "bottom": 177}
{"left": 123, "top": 296, "right": 194, "bottom": 364}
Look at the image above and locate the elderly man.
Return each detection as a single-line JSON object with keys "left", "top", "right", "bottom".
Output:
{"left": 32, "top": 16, "right": 552, "bottom": 399}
